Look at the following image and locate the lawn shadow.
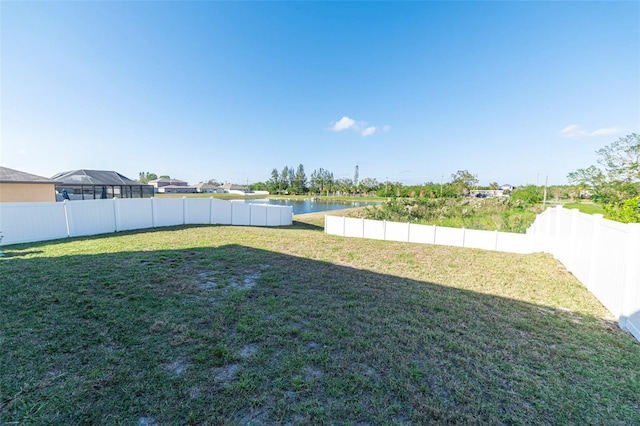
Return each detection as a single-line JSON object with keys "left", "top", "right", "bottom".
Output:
{"left": 1, "top": 243, "right": 639, "bottom": 425}
{"left": 0, "top": 250, "right": 43, "bottom": 257}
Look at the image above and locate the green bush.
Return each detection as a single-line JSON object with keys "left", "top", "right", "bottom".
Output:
{"left": 604, "top": 196, "right": 640, "bottom": 223}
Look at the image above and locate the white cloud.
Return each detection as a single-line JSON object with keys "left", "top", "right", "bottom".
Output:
{"left": 360, "top": 126, "right": 376, "bottom": 137}
{"left": 560, "top": 124, "right": 620, "bottom": 138}
{"left": 590, "top": 127, "right": 620, "bottom": 136}
{"left": 331, "top": 116, "right": 388, "bottom": 137}
{"left": 332, "top": 116, "right": 356, "bottom": 131}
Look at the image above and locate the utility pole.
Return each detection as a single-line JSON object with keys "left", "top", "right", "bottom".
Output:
{"left": 543, "top": 175, "right": 549, "bottom": 207}
{"left": 440, "top": 174, "right": 444, "bottom": 198}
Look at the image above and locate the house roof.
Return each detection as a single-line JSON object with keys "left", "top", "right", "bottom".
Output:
{"left": 161, "top": 185, "right": 197, "bottom": 189}
{"left": 0, "top": 166, "right": 59, "bottom": 184}
{"left": 194, "top": 183, "right": 219, "bottom": 189}
{"left": 51, "top": 169, "right": 146, "bottom": 186}
{"left": 219, "top": 183, "right": 248, "bottom": 191}
{"left": 148, "top": 178, "right": 187, "bottom": 184}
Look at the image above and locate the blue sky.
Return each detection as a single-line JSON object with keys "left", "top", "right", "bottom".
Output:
{"left": 2, "top": 1, "right": 638, "bottom": 186}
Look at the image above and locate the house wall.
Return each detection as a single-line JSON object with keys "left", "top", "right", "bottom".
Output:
{"left": 0, "top": 183, "right": 56, "bottom": 202}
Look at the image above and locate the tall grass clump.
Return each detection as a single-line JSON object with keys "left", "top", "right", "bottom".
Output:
{"left": 357, "top": 197, "right": 541, "bottom": 233}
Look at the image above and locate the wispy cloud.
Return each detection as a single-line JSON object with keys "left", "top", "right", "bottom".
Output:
{"left": 361, "top": 126, "right": 376, "bottom": 137}
{"left": 331, "top": 116, "right": 389, "bottom": 137}
{"left": 560, "top": 124, "right": 620, "bottom": 138}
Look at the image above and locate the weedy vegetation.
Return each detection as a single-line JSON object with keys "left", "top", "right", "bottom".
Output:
{"left": 1, "top": 220, "right": 639, "bottom": 424}
{"left": 352, "top": 197, "right": 542, "bottom": 233}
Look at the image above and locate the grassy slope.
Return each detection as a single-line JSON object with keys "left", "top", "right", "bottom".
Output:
{"left": 1, "top": 224, "right": 639, "bottom": 425}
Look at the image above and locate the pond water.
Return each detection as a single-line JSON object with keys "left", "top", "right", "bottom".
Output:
{"left": 236, "top": 199, "right": 380, "bottom": 215}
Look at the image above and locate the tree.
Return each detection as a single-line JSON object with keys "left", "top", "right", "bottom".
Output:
{"left": 359, "top": 177, "right": 379, "bottom": 196}
{"left": 291, "top": 164, "right": 307, "bottom": 194}
{"left": 354, "top": 165, "right": 359, "bottom": 187}
{"left": 568, "top": 134, "right": 640, "bottom": 206}
{"left": 511, "top": 185, "right": 542, "bottom": 205}
{"left": 309, "top": 168, "right": 334, "bottom": 195}
{"left": 279, "top": 166, "right": 290, "bottom": 193}
{"left": 335, "top": 178, "right": 353, "bottom": 195}
{"left": 138, "top": 172, "right": 158, "bottom": 184}
{"left": 596, "top": 133, "right": 640, "bottom": 183}
{"left": 159, "top": 175, "right": 170, "bottom": 179}
{"left": 450, "top": 170, "right": 479, "bottom": 196}
{"left": 269, "top": 168, "right": 279, "bottom": 193}
{"left": 288, "top": 166, "right": 295, "bottom": 192}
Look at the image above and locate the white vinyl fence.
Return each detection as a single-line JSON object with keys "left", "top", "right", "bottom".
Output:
{"left": 324, "top": 215, "right": 533, "bottom": 254}
{"left": 0, "top": 197, "right": 292, "bottom": 246}
{"left": 325, "top": 207, "right": 640, "bottom": 342}
{"left": 527, "top": 206, "right": 640, "bottom": 341}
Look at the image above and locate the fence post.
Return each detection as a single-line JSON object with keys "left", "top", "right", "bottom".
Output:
{"left": 383, "top": 220, "right": 387, "bottom": 241}
{"left": 342, "top": 216, "right": 346, "bottom": 237}
{"left": 362, "top": 217, "right": 365, "bottom": 238}
{"left": 494, "top": 230, "right": 499, "bottom": 251}
{"left": 182, "top": 196, "right": 187, "bottom": 225}
{"left": 433, "top": 225, "right": 437, "bottom": 244}
{"left": 62, "top": 200, "right": 72, "bottom": 237}
{"left": 461, "top": 227, "right": 466, "bottom": 248}
{"left": 586, "top": 214, "right": 603, "bottom": 291}
{"left": 619, "top": 224, "right": 640, "bottom": 335}
{"left": 113, "top": 197, "right": 121, "bottom": 232}
{"left": 407, "top": 222, "right": 410, "bottom": 242}
{"left": 151, "top": 197, "right": 156, "bottom": 227}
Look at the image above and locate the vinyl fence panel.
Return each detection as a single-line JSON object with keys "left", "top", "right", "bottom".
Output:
{"left": 211, "top": 198, "right": 232, "bottom": 224}
{"left": 587, "top": 219, "right": 628, "bottom": 317}
{"left": 434, "top": 226, "right": 464, "bottom": 247}
{"left": 185, "top": 198, "right": 212, "bottom": 224}
{"left": 408, "top": 224, "right": 436, "bottom": 244}
{"left": 152, "top": 198, "right": 184, "bottom": 227}
{"left": 231, "top": 202, "right": 251, "bottom": 226}
{"left": 250, "top": 204, "right": 268, "bottom": 226}
{"left": 0, "top": 202, "right": 68, "bottom": 245}
{"left": 496, "top": 232, "right": 531, "bottom": 254}
{"left": 280, "top": 206, "right": 293, "bottom": 226}
{"left": 385, "top": 221, "right": 409, "bottom": 242}
{"left": 344, "top": 217, "right": 365, "bottom": 238}
{"left": 267, "top": 206, "right": 282, "bottom": 226}
{"left": 464, "top": 228, "right": 497, "bottom": 251}
{"left": 325, "top": 215, "right": 345, "bottom": 235}
{"left": 66, "top": 199, "right": 116, "bottom": 237}
{"left": 363, "top": 219, "right": 385, "bottom": 240}
{"left": 117, "top": 198, "right": 154, "bottom": 231}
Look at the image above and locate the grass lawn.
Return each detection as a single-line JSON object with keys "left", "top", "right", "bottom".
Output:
{"left": 561, "top": 201, "right": 607, "bottom": 215}
{"left": 1, "top": 221, "right": 639, "bottom": 424}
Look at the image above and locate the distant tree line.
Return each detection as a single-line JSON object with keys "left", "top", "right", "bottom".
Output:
{"left": 251, "top": 167, "right": 517, "bottom": 198}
